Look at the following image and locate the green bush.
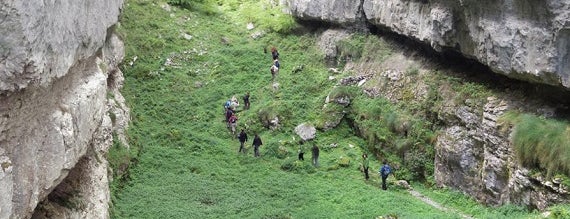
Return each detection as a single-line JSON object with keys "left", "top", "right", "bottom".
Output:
{"left": 500, "top": 111, "right": 570, "bottom": 177}
{"left": 548, "top": 205, "right": 570, "bottom": 219}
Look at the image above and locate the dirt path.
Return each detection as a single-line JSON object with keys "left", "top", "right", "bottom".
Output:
{"left": 407, "top": 189, "right": 474, "bottom": 219}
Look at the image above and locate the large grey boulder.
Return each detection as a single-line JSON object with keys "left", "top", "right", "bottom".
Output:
{"left": 295, "top": 123, "right": 317, "bottom": 141}
{"left": 0, "top": 0, "right": 125, "bottom": 218}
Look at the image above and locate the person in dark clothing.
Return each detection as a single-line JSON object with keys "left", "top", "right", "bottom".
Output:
{"left": 362, "top": 154, "right": 370, "bottom": 180}
{"left": 238, "top": 129, "right": 248, "bottom": 153}
{"left": 243, "top": 92, "right": 250, "bottom": 110}
{"left": 271, "top": 47, "right": 279, "bottom": 60}
{"left": 225, "top": 108, "right": 234, "bottom": 128}
{"left": 298, "top": 140, "right": 305, "bottom": 161}
{"left": 229, "top": 114, "right": 238, "bottom": 135}
{"left": 252, "top": 134, "right": 263, "bottom": 157}
{"left": 311, "top": 144, "right": 319, "bottom": 167}
{"left": 379, "top": 161, "right": 392, "bottom": 190}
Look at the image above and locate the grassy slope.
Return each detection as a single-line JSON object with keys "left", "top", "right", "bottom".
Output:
{"left": 112, "top": 1, "right": 543, "bottom": 218}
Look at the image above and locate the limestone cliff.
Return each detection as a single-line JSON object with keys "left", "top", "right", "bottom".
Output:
{"left": 285, "top": 0, "right": 570, "bottom": 89}
{"left": 0, "top": 0, "right": 127, "bottom": 218}
{"left": 315, "top": 28, "right": 569, "bottom": 210}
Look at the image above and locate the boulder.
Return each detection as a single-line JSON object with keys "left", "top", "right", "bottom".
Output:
{"left": 295, "top": 123, "right": 317, "bottom": 141}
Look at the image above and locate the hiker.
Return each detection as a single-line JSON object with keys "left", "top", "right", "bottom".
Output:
{"left": 298, "top": 140, "right": 305, "bottom": 161}
{"left": 224, "top": 99, "right": 232, "bottom": 110}
{"left": 238, "top": 129, "right": 248, "bottom": 153}
{"left": 228, "top": 114, "right": 238, "bottom": 135}
{"left": 230, "top": 96, "right": 239, "bottom": 110}
{"left": 311, "top": 144, "right": 319, "bottom": 167}
{"left": 271, "top": 47, "right": 279, "bottom": 60}
{"left": 225, "top": 108, "right": 234, "bottom": 128}
{"left": 362, "top": 154, "right": 370, "bottom": 180}
{"left": 270, "top": 59, "right": 280, "bottom": 81}
{"left": 243, "top": 92, "right": 250, "bottom": 110}
{"left": 252, "top": 134, "right": 263, "bottom": 157}
{"left": 270, "top": 64, "right": 278, "bottom": 81}
{"left": 379, "top": 161, "right": 392, "bottom": 190}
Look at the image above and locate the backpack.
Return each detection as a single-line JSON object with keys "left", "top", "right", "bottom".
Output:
{"left": 224, "top": 100, "right": 231, "bottom": 108}
{"left": 274, "top": 60, "right": 280, "bottom": 68}
{"left": 380, "top": 165, "right": 391, "bottom": 177}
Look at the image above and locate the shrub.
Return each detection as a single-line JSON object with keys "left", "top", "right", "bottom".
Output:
{"left": 500, "top": 111, "right": 570, "bottom": 178}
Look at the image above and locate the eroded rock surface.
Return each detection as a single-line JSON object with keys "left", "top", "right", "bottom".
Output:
{"left": 0, "top": 0, "right": 126, "bottom": 218}
{"left": 286, "top": 0, "right": 570, "bottom": 89}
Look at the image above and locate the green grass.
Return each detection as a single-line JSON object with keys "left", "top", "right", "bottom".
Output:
{"left": 413, "top": 185, "right": 542, "bottom": 219}
{"left": 500, "top": 111, "right": 570, "bottom": 178}
{"left": 110, "top": 0, "right": 552, "bottom": 218}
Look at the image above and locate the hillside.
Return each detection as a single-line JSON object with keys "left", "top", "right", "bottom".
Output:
{"left": 110, "top": 0, "right": 568, "bottom": 218}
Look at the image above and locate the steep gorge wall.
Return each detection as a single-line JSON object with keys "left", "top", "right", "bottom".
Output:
{"left": 285, "top": 0, "right": 570, "bottom": 89}
{"left": 0, "top": 0, "right": 127, "bottom": 218}
{"left": 304, "top": 3, "right": 570, "bottom": 210}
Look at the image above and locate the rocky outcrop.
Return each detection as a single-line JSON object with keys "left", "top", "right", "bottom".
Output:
{"left": 285, "top": 0, "right": 570, "bottom": 89}
{"left": 285, "top": 0, "right": 364, "bottom": 26}
{"left": 0, "top": 0, "right": 125, "bottom": 218}
{"left": 321, "top": 28, "right": 568, "bottom": 209}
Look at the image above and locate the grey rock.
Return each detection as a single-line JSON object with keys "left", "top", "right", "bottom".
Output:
{"left": 0, "top": 0, "right": 124, "bottom": 93}
{"left": 295, "top": 123, "right": 317, "bottom": 141}
{"left": 317, "top": 29, "right": 351, "bottom": 59}
{"left": 286, "top": 0, "right": 570, "bottom": 88}
{"left": 0, "top": 0, "right": 126, "bottom": 218}
{"left": 247, "top": 22, "right": 255, "bottom": 30}
{"left": 284, "top": 0, "right": 363, "bottom": 26}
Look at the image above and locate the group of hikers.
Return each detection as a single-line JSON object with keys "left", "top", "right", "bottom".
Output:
{"left": 222, "top": 46, "right": 394, "bottom": 190}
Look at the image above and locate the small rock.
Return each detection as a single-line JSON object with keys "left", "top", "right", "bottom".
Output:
{"left": 221, "top": 37, "right": 229, "bottom": 45}
{"left": 334, "top": 96, "right": 350, "bottom": 106}
{"left": 292, "top": 65, "right": 304, "bottom": 73}
{"left": 246, "top": 22, "right": 255, "bottom": 30}
{"left": 251, "top": 31, "right": 264, "bottom": 39}
{"left": 194, "top": 81, "right": 203, "bottom": 88}
{"left": 328, "top": 76, "right": 336, "bottom": 80}
{"left": 396, "top": 180, "right": 411, "bottom": 189}
{"left": 272, "top": 82, "right": 279, "bottom": 91}
{"left": 270, "top": 117, "right": 279, "bottom": 130}
{"left": 183, "top": 33, "right": 193, "bottom": 40}
{"left": 357, "top": 79, "right": 366, "bottom": 87}
{"left": 328, "top": 68, "right": 340, "bottom": 74}
{"left": 160, "top": 3, "right": 171, "bottom": 12}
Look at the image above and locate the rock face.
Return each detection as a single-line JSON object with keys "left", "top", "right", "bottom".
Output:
{"left": 0, "top": 0, "right": 126, "bottom": 218}
{"left": 286, "top": 0, "right": 364, "bottom": 26}
{"left": 284, "top": 0, "right": 570, "bottom": 89}
{"left": 329, "top": 35, "right": 569, "bottom": 209}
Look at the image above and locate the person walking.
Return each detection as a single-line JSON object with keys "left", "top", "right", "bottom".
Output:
{"left": 238, "top": 129, "right": 248, "bottom": 153}
{"left": 311, "top": 144, "right": 319, "bottom": 167}
{"left": 362, "top": 154, "right": 370, "bottom": 180}
{"left": 243, "top": 92, "right": 250, "bottom": 110}
{"left": 298, "top": 140, "right": 305, "bottom": 161}
{"left": 271, "top": 47, "right": 279, "bottom": 60}
{"left": 379, "top": 161, "right": 392, "bottom": 190}
{"left": 252, "top": 134, "right": 263, "bottom": 157}
{"left": 270, "top": 59, "right": 280, "bottom": 81}
{"left": 228, "top": 114, "right": 238, "bottom": 135}
{"left": 225, "top": 108, "right": 234, "bottom": 128}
